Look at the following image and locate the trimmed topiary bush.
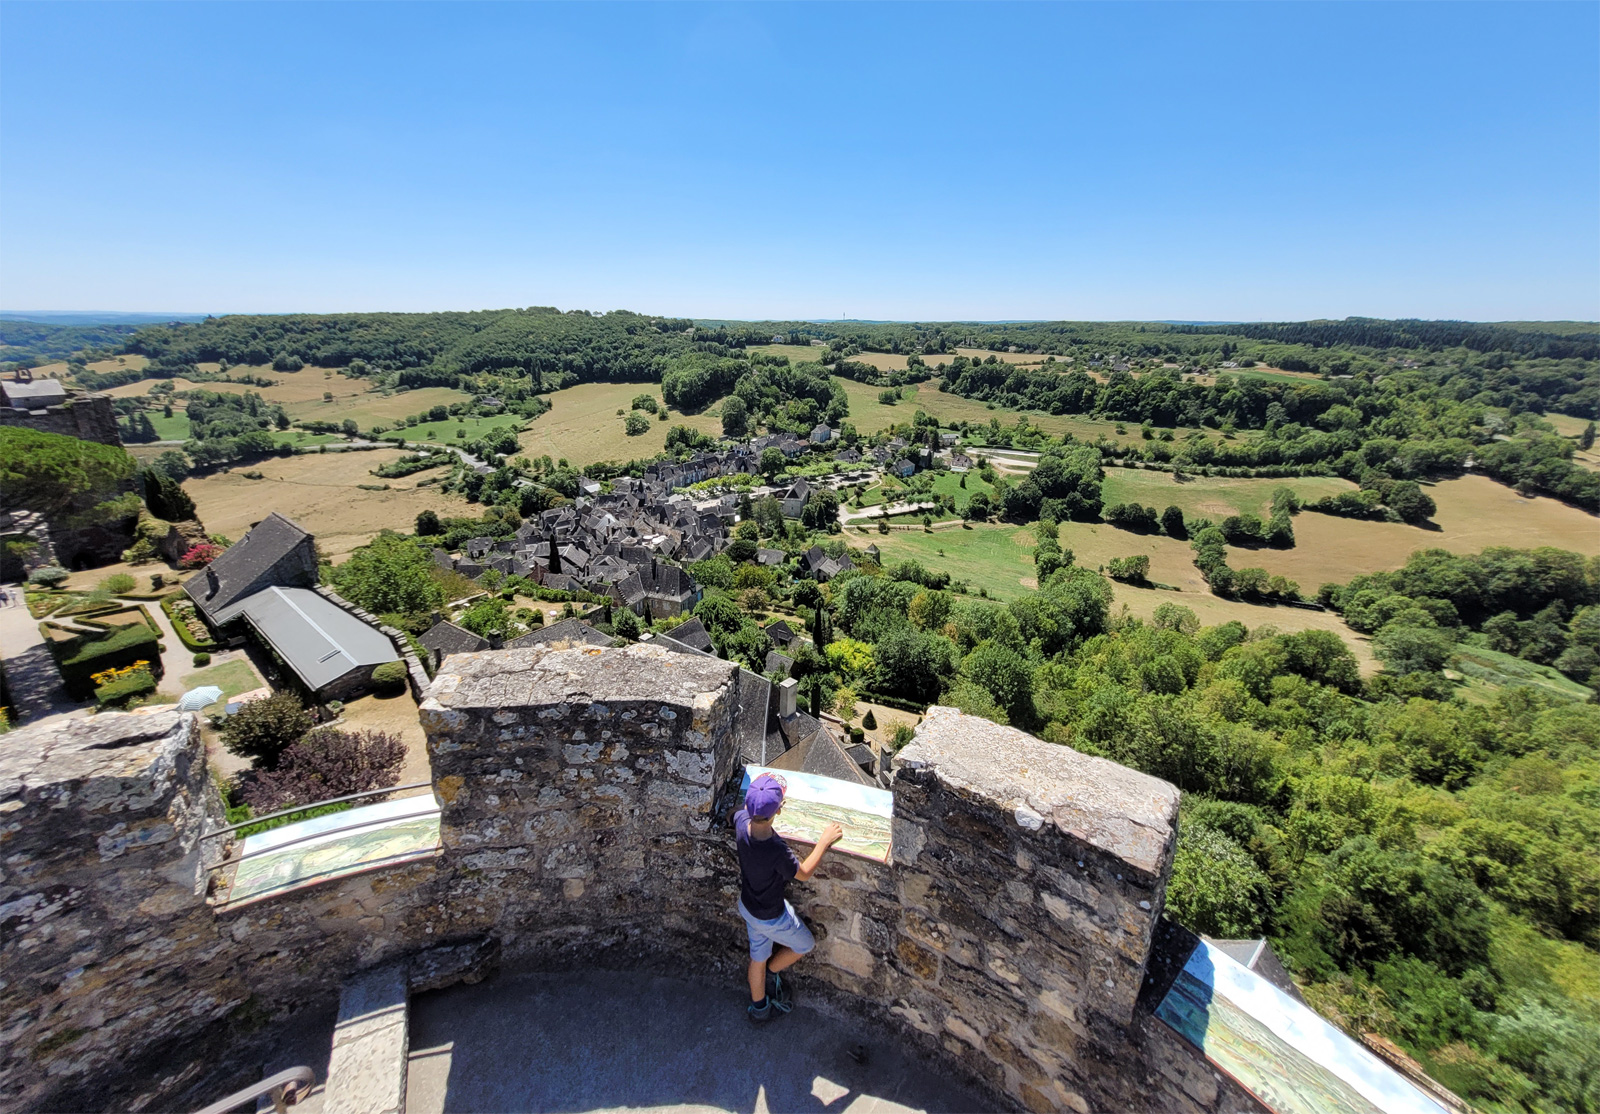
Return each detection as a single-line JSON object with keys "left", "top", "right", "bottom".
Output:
{"left": 861, "top": 709, "right": 877, "bottom": 731}
{"left": 192, "top": 652, "right": 211, "bottom": 667}
{"left": 94, "top": 670, "right": 157, "bottom": 706}
{"left": 371, "top": 661, "right": 409, "bottom": 693}
{"left": 28, "top": 566, "right": 69, "bottom": 588}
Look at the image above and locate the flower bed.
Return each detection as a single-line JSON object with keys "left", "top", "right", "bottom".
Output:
{"left": 25, "top": 592, "right": 65, "bottom": 619}
{"left": 162, "top": 595, "right": 216, "bottom": 651}
{"left": 94, "top": 665, "right": 158, "bottom": 706}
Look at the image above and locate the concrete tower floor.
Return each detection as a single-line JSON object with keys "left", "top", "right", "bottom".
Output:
{"left": 404, "top": 970, "right": 990, "bottom": 1114}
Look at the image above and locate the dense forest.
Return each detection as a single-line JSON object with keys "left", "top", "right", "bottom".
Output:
{"left": 0, "top": 319, "right": 146, "bottom": 365}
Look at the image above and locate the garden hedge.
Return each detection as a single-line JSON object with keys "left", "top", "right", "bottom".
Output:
{"left": 162, "top": 595, "right": 217, "bottom": 651}
{"left": 46, "top": 620, "right": 163, "bottom": 700}
{"left": 94, "top": 671, "right": 157, "bottom": 706}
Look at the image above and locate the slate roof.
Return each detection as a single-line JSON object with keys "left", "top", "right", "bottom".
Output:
{"left": 665, "top": 617, "right": 714, "bottom": 653}
{"left": 764, "top": 650, "right": 794, "bottom": 677}
{"left": 763, "top": 620, "right": 796, "bottom": 647}
{"left": 768, "top": 712, "right": 874, "bottom": 786}
{"left": 185, "top": 512, "right": 313, "bottom": 622}
{"left": 420, "top": 619, "right": 489, "bottom": 657}
{"left": 756, "top": 548, "right": 786, "bottom": 566}
{"left": 214, "top": 586, "right": 398, "bottom": 693}
{"left": 503, "top": 618, "right": 613, "bottom": 650}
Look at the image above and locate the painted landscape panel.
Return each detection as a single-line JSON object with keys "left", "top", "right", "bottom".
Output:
{"left": 219, "top": 795, "right": 443, "bottom": 907}
{"left": 1155, "top": 940, "right": 1445, "bottom": 1114}
{"left": 743, "top": 765, "right": 893, "bottom": 864}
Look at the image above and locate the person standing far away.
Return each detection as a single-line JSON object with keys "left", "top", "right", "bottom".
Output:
{"left": 734, "top": 773, "right": 843, "bottom": 1023}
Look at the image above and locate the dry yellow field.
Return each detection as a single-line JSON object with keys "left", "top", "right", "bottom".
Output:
{"left": 46, "top": 354, "right": 151, "bottom": 381}
{"left": 183, "top": 449, "right": 469, "bottom": 559}
{"left": 1239, "top": 474, "right": 1600, "bottom": 590}
{"left": 1543, "top": 413, "right": 1591, "bottom": 437}
{"left": 517, "top": 381, "right": 724, "bottom": 467}
{"left": 282, "top": 384, "right": 472, "bottom": 425}
{"left": 101, "top": 367, "right": 370, "bottom": 405}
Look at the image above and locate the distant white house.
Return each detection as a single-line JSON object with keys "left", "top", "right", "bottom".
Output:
{"left": 809, "top": 424, "right": 833, "bottom": 444}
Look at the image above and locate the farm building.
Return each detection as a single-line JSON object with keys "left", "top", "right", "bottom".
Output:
{"left": 186, "top": 512, "right": 318, "bottom": 625}
{"left": 212, "top": 585, "right": 400, "bottom": 702}
{"left": 188, "top": 512, "right": 400, "bottom": 701}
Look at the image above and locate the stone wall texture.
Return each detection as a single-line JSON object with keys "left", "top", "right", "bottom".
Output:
{"left": 0, "top": 395, "right": 122, "bottom": 448}
{"left": 0, "top": 647, "right": 1265, "bottom": 1114}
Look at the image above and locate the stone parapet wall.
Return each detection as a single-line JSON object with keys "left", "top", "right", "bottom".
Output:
{"left": 0, "top": 394, "right": 122, "bottom": 447}
{"left": 417, "top": 642, "right": 744, "bottom": 961}
{"left": 1, "top": 650, "right": 1262, "bottom": 1114}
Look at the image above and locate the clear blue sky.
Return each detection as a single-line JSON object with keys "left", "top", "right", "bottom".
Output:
{"left": 2, "top": 2, "right": 1596, "bottom": 322}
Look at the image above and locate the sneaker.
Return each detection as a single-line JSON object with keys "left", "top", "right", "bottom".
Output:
{"left": 747, "top": 1000, "right": 773, "bottom": 1024}
{"left": 767, "top": 972, "right": 792, "bottom": 1007}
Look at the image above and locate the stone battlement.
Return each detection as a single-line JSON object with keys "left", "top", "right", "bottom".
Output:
{"left": 0, "top": 647, "right": 1256, "bottom": 1114}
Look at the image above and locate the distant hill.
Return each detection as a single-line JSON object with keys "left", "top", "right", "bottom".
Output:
{"left": 0, "top": 311, "right": 210, "bottom": 326}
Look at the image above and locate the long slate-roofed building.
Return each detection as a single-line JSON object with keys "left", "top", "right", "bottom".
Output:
{"left": 185, "top": 512, "right": 318, "bottom": 625}
{"left": 213, "top": 586, "right": 400, "bottom": 701}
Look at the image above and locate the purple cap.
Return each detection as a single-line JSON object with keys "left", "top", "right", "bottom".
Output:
{"left": 745, "top": 773, "right": 786, "bottom": 819}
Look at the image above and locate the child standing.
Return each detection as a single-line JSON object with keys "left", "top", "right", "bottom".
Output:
{"left": 735, "top": 773, "right": 843, "bottom": 1023}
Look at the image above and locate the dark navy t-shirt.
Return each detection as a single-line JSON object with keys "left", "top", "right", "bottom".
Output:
{"left": 735, "top": 808, "right": 800, "bottom": 920}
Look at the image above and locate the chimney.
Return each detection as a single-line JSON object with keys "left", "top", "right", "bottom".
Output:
{"left": 777, "top": 678, "right": 798, "bottom": 718}
{"left": 488, "top": 631, "right": 503, "bottom": 650}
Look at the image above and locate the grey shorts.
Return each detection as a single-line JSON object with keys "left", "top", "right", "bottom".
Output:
{"left": 738, "top": 899, "right": 815, "bottom": 962}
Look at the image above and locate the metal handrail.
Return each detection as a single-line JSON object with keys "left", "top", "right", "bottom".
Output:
{"left": 202, "top": 782, "right": 435, "bottom": 841}
{"left": 191, "top": 1065, "right": 314, "bottom": 1114}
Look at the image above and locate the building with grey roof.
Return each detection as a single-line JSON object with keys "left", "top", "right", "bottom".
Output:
{"left": 0, "top": 378, "right": 67, "bottom": 409}
{"left": 214, "top": 586, "right": 399, "bottom": 701}
{"left": 186, "top": 513, "right": 318, "bottom": 625}
{"left": 503, "top": 617, "right": 613, "bottom": 650}
{"left": 420, "top": 619, "right": 490, "bottom": 671}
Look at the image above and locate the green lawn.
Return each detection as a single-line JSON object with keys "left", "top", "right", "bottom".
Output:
{"left": 273, "top": 430, "right": 341, "bottom": 447}
{"left": 1099, "top": 469, "right": 1352, "bottom": 521}
{"left": 849, "top": 521, "right": 1042, "bottom": 600}
{"left": 850, "top": 470, "right": 995, "bottom": 512}
{"left": 180, "top": 659, "right": 265, "bottom": 709}
{"left": 387, "top": 413, "right": 526, "bottom": 444}
{"left": 149, "top": 411, "right": 192, "bottom": 440}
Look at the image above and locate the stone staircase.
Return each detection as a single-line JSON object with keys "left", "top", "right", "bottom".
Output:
{"left": 315, "top": 939, "right": 498, "bottom": 1114}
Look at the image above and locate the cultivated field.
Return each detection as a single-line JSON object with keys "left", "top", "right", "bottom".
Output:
{"left": 855, "top": 471, "right": 1597, "bottom": 672}
{"left": 1100, "top": 469, "right": 1352, "bottom": 521}
{"left": 183, "top": 448, "right": 468, "bottom": 559}
{"left": 282, "top": 384, "right": 473, "bottom": 426}
{"left": 854, "top": 519, "right": 1379, "bottom": 671}
{"left": 43, "top": 355, "right": 151, "bottom": 381}
{"left": 747, "top": 345, "right": 1053, "bottom": 372}
{"left": 516, "top": 381, "right": 723, "bottom": 466}
{"left": 1244, "top": 474, "right": 1600, "bottom": 589}
{"left": 835, "top": 377, "right": 1088, "bottom": 436}
{"left": 835, "top": 376, "right": 1231, "bottom": 449}
{"left": 748, "top": 344, "right": 826, "bottom": 365}
{"left": 101, "top": 368, "right": 370, "bottom": 406}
